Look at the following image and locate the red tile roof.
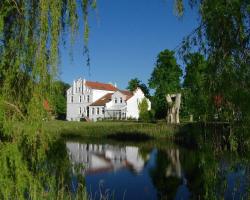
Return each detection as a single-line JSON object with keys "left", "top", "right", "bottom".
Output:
{"left": 119, "top": 90, "right": 133, "bottom": 101}
{"left": 86, "top": 81, "right": 117, "bottom": 91}
{"left": 89, "top": 93, "right": 113, "bottom": 106}
{"left": 89, "top": 90, "right": 134, "bottom": 107}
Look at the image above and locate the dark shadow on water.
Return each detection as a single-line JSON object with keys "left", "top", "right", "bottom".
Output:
{"left": 62, "top": 131, "right": 154, "bottom": 143}
{"left": 106, "top": 132, "right": 153, "bottom": 142}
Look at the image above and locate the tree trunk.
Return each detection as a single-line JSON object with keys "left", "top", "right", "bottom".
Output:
{"left": 166, "top": 93, "right": 181, "bottom": 124}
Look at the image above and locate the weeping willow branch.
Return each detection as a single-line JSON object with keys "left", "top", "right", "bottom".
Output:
{"left": 0, "top": 0, "right": 94, "bottom": 122}
{"left": 3, "top": 101, "right": 25, "bottom": 120}
{"left": 7, "top": 0, "right": 22, "bottom": 15}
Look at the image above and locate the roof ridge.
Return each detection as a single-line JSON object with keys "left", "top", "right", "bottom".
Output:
{"left": 86, "top": 80, "right": 114, "bottom": 85}
{"left": 89, "top": 93, "right": 113, "bottom": 106}
{"left": 85, "top": 81, "right": 118, "bottom": 91}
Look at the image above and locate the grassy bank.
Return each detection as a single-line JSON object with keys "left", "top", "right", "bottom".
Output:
{"left": 44, "top": 120, "right": 250, "bottom": 153}
{"left": 44, "top": 120, "right": 179, "bottom": 140}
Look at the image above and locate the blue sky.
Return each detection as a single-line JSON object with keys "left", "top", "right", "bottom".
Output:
{"left": 60, "top": 0, "right": 200, "bottom": 89}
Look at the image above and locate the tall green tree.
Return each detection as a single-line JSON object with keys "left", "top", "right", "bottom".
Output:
{"left": 179, "top": 0, "right": 250, "bottom": 124}
{"left": 183, "top": 53, "right": 209, "bottom": 121}
{"left": 149, "top": 49, "right": 182, "bottom": 119}
{"left": 53, "top": 81, "right": 70, "bottom": 119}
{"left": 176, "top": 0, "right": 250, "bottom": 146}
{"left": 127, "top": 78, "right": 150, "bottom": 98}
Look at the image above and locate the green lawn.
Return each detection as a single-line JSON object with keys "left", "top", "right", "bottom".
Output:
{"left": 44, "top": 120, "right": 180, "bottom": 140}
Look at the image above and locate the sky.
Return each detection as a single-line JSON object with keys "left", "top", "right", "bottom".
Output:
{"left": 60, "top": 0, "right": 200, "bottom": 90}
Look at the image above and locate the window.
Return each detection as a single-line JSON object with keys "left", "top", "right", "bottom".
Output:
{"left": 97, "top": 108, "right": 99, "bottom": 115}
{"left": 102, "top": 107, "right": 105, "bottom": 114}
{"left": 87, "top": 95, "right": 90, "bottom": 103}
{"left": 78, "top": 87, "right": 81, "bottom": 92}
{"left": 120, "top": 97, "right": 122, "bottom": 103}
{"left": 115, "top": 98, "right": 117, "bottom": 104}
{"left": 79, "top": 96, "right": 82, "bottom": 103}
{"left": 92, "top": 108, "right": 95, "bottom": 115}
{"left": 71, "top": 96, "right": 73, "bottom": 103}
{"left": 83, "top": 95, "right": 85, "bottom": 101}
{"left": 79, "top": 107, "right": 82, "bottom": 114}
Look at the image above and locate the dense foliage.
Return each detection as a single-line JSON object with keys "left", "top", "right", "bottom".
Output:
{"left": 138, "top": 98, "right": 154, "bottom": 122}
{"left": 179, "top": 0, "right": 250, "bottom": 148}
{"left": 182, "top": 53, "right": 209, "bottom": 121}
{"left": 147, "top": 0, "right": 250, "bottom": 148}
{"left": 149, "top": 49, "right": 182, "bottom": 119}
{"left": 180, "top": 0, "right": 250, "bottom": 123}
{"left": 127, "top": 78, "right": 150, "bottom": 98}
{"left": 53, "top": 81, "right": 70, "bottom": 119}
{"left": 0, "top": 0, "right": 95, "bottom": 198}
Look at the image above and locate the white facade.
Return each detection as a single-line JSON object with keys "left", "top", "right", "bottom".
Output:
{"left": 66, "top": 78, "right": 117, "bottom": 121}
{"left": 67, "top": 77, "right": 151, "bottom": 121}
{"left": 126, "top": 88, "right": 151, "bottom": 119}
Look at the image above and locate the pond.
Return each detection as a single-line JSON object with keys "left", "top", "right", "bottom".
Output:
{"left": 65, "top": 139, "right": 250, "bottom": 200}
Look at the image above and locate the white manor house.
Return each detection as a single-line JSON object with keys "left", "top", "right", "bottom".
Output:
{"left": 66, "top": 77, "right": 151, "bottom": 121}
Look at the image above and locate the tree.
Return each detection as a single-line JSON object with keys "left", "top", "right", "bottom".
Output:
{"left": 149, "top": 49, "right": 182, "bottom": 119}
{"left": 183, "top": 53, "right": 209, "bottom": 121}
{"left": 52, "top": 81, "right": 70, "bottom": 119}
{"left": 0, "top": 1, "right": 93, "bottom": 198}
{"left": 178, "top": 0, "right": 250, "bottom": 124}
{"left": 174, "top": 0, "right": 250, "bottom": 146}
{"left": 138, "top": 98, "right": 153, "bottom": 122}
{"left": 127, "top": 78, "right": 150, "bottom": 98}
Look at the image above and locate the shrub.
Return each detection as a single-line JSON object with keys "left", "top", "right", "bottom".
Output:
{"left": 138, "top": 98, "right": 155, "bottom": 122}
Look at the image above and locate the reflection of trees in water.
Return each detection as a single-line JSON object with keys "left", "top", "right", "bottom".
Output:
{"left": 150, "top": 147, "right": 250, "bottom": 200}
{"left": 182, "top": 150, "right": 250, "bottom": 199}
{"left": 46, "top": 139, "right": 77, "bottom": 188}
{"left": 46, "top": 139, "right": 89, "bottom": 197}
{"left": 150, "top": 148, "right": 183, "bottom": 199}
{"left": 0, "top": 138, "right": 86, "bottom": 199}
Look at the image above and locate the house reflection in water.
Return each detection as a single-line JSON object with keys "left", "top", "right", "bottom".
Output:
{"left": 66, "top": 142, "right": 148, "bottom": 175}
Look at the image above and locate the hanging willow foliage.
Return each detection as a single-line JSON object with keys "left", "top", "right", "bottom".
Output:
{"left": 178, "top": 0, "right": 250, "bottom": 122}
{"left": 0, "top": 0, "right": 97, "bottom": 124}
{"left": 0, "top": 0, "right": 96, "bottom": 199}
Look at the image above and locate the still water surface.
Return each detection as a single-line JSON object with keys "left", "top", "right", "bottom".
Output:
{"left": 66, "top": 140, "right": 249, "bottom": 200}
